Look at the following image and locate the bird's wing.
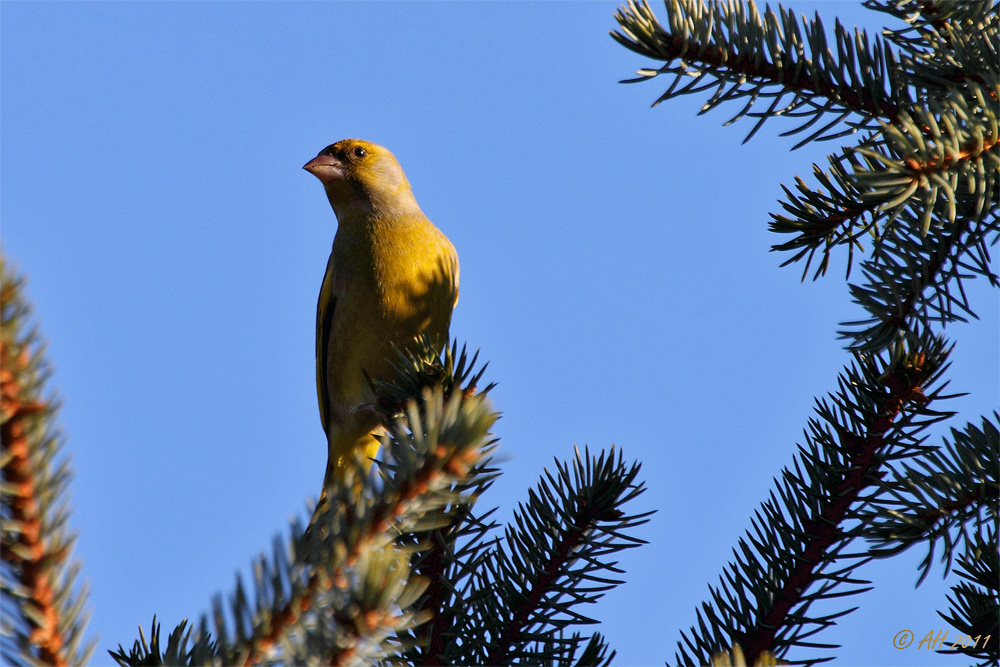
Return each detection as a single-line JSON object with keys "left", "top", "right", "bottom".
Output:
{"left": 446, "top": 239, "right": 460, "bottom": 307}
{"left": 316, "top": 252, "right": 337, "bottom": 433}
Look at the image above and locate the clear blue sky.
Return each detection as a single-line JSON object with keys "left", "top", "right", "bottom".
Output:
{"left": 2, "top": 2, "right": 996, "bottom": 665}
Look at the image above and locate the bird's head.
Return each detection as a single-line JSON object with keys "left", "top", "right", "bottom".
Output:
{"left": 303, "top": 139, "right": 420, "bottom": 220}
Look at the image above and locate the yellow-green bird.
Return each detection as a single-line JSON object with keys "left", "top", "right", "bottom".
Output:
{"left": 303, "top": 139, "right": 459, "bottom": 490}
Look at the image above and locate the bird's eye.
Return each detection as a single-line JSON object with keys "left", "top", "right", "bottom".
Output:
{"left": 353, "top": 146, "right": 367, "bottom": 158}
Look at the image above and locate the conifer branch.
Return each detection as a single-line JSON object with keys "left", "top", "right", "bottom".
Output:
{"left": 469, "top": 447, "right": 650, "bottom": 666}
{"left": 736, "top": 347, "right": 944, "bottom": 660}
{"left": 0, "top": 365, "right": 63, "bottom": 666}
{"left": 864, "top": 0, "right": 987, "bottom": 29}
{"left": 616, "top": 1, "right": 999, "bottom": 295}
{"left": 612, "top": 0, "right": 903, "bottom": 143}
{"left": 771, "top": 79, "right": 998, "bottom": 286}
{"left": 861, "top": 414, "right": 999, "bottom": 585}
{"left": 935, "top": 529, "right": 999, "bottom": 666}
{"left": 109, "top": 618, "right": 215, "bottom": 667}
{"left": 367, "top": 341, "right": 506, "bottom": 665}
{"left": 674, "top": 337, "right": 954, "bottom": 665}
{"left": 236, "top": 385, "right": 498, "bottom": 667}
{"left": 486, "top": 470, "right": 620, "bottom": 662}
{"left": 0, "top": 258, "right": 95, "bottom": 667}
{"left": 400, "top": 465, "right": 500, "bottom": 666}
{"left": 839, "top": 213, "right": 996, "bottom": 352}
{"left": 613, "top": 2, "right": 997, "bottom": 664}
{"left": 864, "top": 1, "right": 999, "bottom": 98}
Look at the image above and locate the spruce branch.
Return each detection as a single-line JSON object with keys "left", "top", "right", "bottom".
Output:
{"left": 709, "top": 644, "right": 786, "bottom": 666}
{"left": 612, "top": 0, "right": 903, "bottom": 145}
{"left": 109, "top": 617, "right": 216, "bottom": 667}
{"left": 612, "top": 1, "right": 997, "bottom": 664}
{"left": 865, "top": 0, "right": 999, "bottom": 96}
{"left": 393, "top": 457, "right": 501, "bottom": 663}
{"left": 0, "top": 257, "right": 95, "bottom": 667}
{"left": 386, "top": 348, "right": 642, "bottom": 667}
{"left": 368, "top": 339, "right": 507, "bottom": 665}
{"left": 399, "top": 497, "right": 501, "bottom": 666}
{"left": 770, "top": 116, "right": 999, "bottom": 287}
{"left": 768, "top": 18, "right": 999, "bottom": 351}
{"left": 616, "top": 1, "right": 1000, "bottom": 295}
{"left": 460, "top": 447, "right": 651, "bottom": 667}
{"left": 864, "top": 0, "right": 995, "bottom": 27}
{"left": 838, "top": 213, "right": 996, "bottom": 352}
{"left": 935, "top": 529, "right": 999, "bottom": 666}
{"left": 239, "top": 386, "right": 498, "bottom": 667}
{"left": 851, "top": 92, "right": 999, "bottom": 234}
{"left": 861, "top": 414, "right": 999, "bottom": 585}
{"left": 770, "top": 147, "right": 885, "bottom": 281}
{"left": 674, "top": 336, "right": 955, "bottom": 665}
{"left": 771, "top": 81, "right": 998, "bottom": 279}
{"left": 569, "top": 631, "right": 616, "bottom": 666}
{"left": 769, "top": 11, "right": 998, "bottom": 291}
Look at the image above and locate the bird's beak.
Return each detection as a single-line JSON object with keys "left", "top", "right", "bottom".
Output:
{"left": 303, "top": 154, "right": 345, "bottom": 184}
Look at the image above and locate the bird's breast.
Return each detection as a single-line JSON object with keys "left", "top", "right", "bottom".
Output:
{"left": 327, "top": 219, "right": 457, "bottom": 386}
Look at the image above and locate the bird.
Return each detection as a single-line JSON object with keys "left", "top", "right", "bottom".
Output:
{"left": 303, "top": 139, "right": 459, "bottom": 493}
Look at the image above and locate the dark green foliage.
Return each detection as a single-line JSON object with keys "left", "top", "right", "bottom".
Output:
{"left": 457, "top": 447, "right": 649, "bottom": 666}
{"left": 612, "top": 0, "right": 905, "bottom": 144}
{"left": 371, "top": 336, "right": 497, "bottom": 416}
{"left": 862, "top": 414, "right": 999, "bottom": 584}
{"left": 936, "top": 530, "right": 999, "bottom": 665}
{"left": 110, "top": 617, "right": 218, "bottom": 667}
{"left": 674, "top": 335, "right": 954, "bottom": 665}
{"left": 613, "top": 0, "right": 997, "bottom": 663}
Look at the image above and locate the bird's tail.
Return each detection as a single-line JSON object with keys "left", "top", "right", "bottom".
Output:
{"left": 307, "top": 427, "right": 383, "bottom": 557}
{"left": 322, "top": 426, "right": 383, "bottom": 490}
